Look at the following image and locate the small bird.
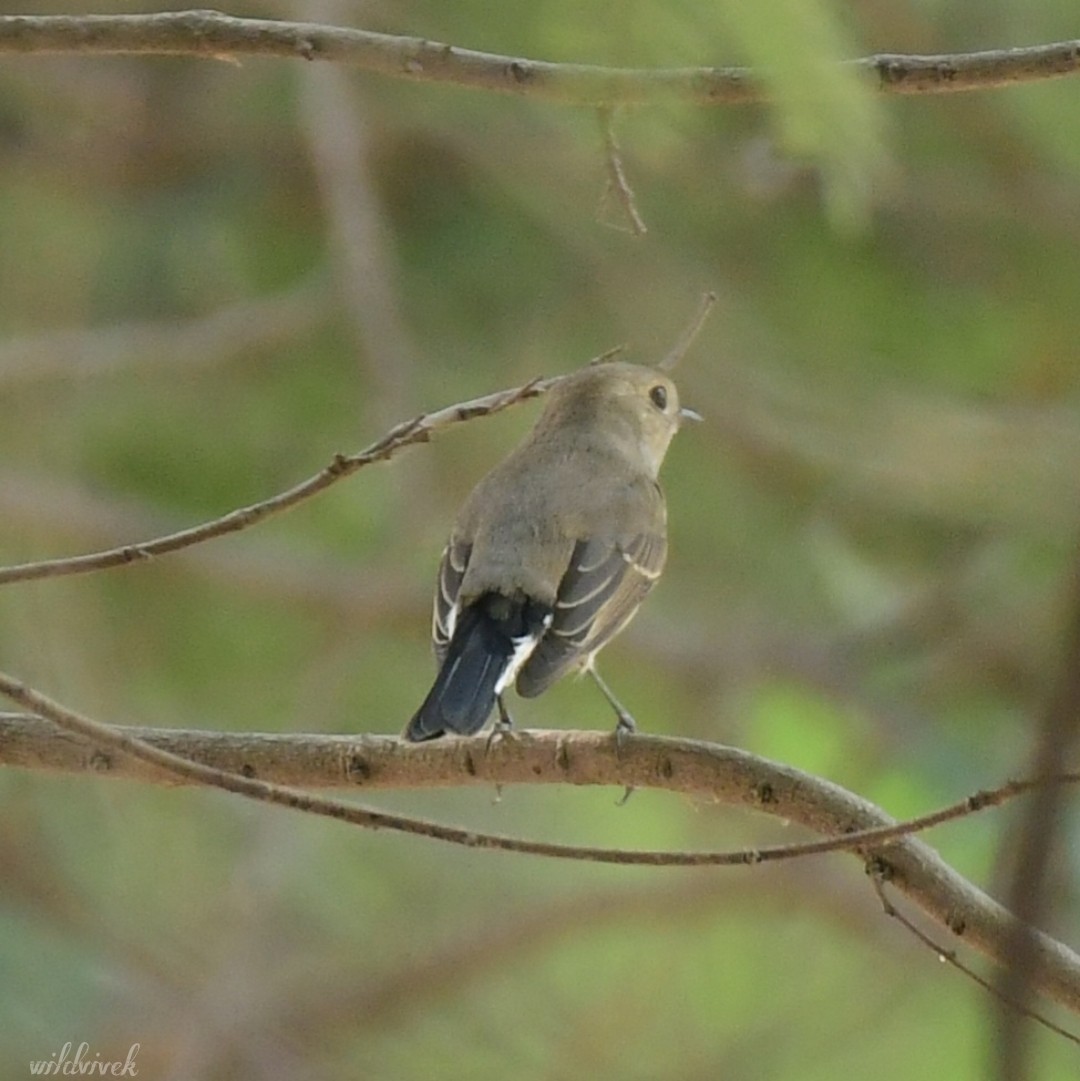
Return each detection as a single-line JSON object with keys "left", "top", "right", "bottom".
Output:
{"left": 403, "top": 360, "right": 698, "bottom": 742}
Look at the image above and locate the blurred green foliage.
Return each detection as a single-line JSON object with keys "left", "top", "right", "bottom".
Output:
{"left": 1, "top": 0, "right": 1078, "bottom": 1077}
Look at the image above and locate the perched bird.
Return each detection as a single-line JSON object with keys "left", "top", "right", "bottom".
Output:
{"left": 403, "top": 360, "right": 698, "bottom": 742}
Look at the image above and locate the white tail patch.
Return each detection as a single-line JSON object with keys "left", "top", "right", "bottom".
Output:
{"left": 494, "top": 612, "right": 553, "bottom": 694}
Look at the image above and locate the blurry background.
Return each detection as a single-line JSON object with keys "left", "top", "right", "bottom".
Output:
{"left": 1, "top": 0, "right": 1079, "bottom": 1077}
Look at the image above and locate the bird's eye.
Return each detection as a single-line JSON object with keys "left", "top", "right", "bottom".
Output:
{"left": 649, "top": 384, "right": 668, "bottom": 410}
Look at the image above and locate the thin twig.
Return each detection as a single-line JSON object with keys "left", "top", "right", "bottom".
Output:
{"left": 0, "top": 319, "right": 697, "bottom": 588}
{"left": 2, "top": 684, "right": 1080, "bottom": 1017}
{"left": 868, "top": 867, "right": 1080, "bottom": 1047}
{"left": 1, "top": 14, "right": 1079, "bottom": 104}
{"left": 0, "top": 376, "right": 553, "bottom": 586}
{"left": 597, "top": 106, "right": 647, "bottom": 235}
{"left": 660, "top": 290, "right": 719, "bottom": 372}
{"left": 0, "top": 467, "right": 418, "bottom": 615}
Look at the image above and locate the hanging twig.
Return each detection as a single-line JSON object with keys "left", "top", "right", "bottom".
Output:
{"left": 597, "top": 107, "right": 647, "bottom": 235}
{"left": 868, "top": 866, "right": 1080, "bottom": 1048}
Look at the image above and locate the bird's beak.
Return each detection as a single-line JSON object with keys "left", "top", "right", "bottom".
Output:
{"left": 679, "top": 406, "right": 703, "bottom": 424}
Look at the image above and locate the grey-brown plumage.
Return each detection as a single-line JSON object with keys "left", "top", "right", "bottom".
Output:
{"left": 404, "top": 360, "right": 696, "bottom": 742}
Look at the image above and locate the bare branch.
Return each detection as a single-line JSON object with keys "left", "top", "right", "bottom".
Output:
{"left": 0, "top": 467, "right": 419, "bottom": 615}
{"left": 597, "top": 107, "right": 647, "bottom": 235}
{"left": 0, "top": 14, "right": 1078, "bottom": 104}
{"left": 5, "top": 709, "right": 1069, "bottom": 855}
{"left": 660, "top": 290, "right": 719, "bottom": 372}
{"left": 2, "top": 691, "right": 1080, "bottom": 1018}
{"left": 0, "top": 376, "right": 553, "bottom": 586}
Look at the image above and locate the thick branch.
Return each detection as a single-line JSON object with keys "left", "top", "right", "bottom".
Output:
{"left": 0, "top": 13, "right": 1078, "bottom": 104}
{"left": 3, "top": 710, "right": 1079, "bottom": 1016}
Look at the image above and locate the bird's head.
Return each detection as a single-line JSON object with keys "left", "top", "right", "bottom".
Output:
{"left": 540, "top": 361, "right": 700, "bottom": 478}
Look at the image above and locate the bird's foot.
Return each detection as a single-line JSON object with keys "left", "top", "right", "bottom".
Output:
{"left": 614, "top": 711, "right": 637, "bottom": 750}
{"left": 485, "top": 696, "right": 516, "bottom": 754}
{"left": 614, "top": 713, "right": 637, "bottom": 803}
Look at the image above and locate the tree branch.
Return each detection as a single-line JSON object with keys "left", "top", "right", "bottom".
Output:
{"left": 868, "top": 871, "right": 1080, "bottom": 1048}
{"left": 2, "top": 702, "right": 1079, "bottom": 1018}
{"left": 5, "top": 709, "right": 1071, "bottom": 856}
{"left": 0, "top": 13, "right": 1078, "bottom": 104}
{"left": 0, "top": 375, "right": 553, "bottom": 586}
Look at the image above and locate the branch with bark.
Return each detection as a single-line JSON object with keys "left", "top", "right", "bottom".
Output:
{"left": 0, "top": 12, "right": 1078, "bottom": 104}
{"left": 2, "top": 697, "right": 1079, "bottom": 1021}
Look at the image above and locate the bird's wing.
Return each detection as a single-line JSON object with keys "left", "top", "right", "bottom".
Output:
{"left": 432, "top": 537, "right": 471, "bottom": 664}
{"left": 515, "top": 531, "right": 666, "bottom": 698}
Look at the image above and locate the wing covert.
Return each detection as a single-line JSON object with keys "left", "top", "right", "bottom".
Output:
{"left": 432, "top": 538, "right": 471, "bottom": 663}
{"left": 515, "top": 532, "right": 666, "bottom": 697}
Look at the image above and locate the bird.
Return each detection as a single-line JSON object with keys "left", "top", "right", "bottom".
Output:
{"left": 403, "top": 359, "right": 698, "bottom": 742}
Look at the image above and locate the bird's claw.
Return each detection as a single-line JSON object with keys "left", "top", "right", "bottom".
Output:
{"left": 485, "top": 697, "right": 516, "bottom": 753}
{"left": 614, "top": 712, "right": 636, "bottom": 752}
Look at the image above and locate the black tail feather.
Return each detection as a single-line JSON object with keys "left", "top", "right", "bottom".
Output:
{"left": 404, "top": 593, "right": 550, "bottom": 741}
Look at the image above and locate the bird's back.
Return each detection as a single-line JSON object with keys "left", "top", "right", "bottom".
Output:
{"left": 454, "top": 432, "right": 664, "bottom": 607}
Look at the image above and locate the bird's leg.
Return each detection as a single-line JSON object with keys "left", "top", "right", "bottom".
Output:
{"left": 485, "top": 694, "right": 515, "bottom": 754}
{"left": 586, "top": 664, "right": 637, "bottom": 803}
{"left": 587, "top": 664, "right": 637, "bottom": 741}
{"left": 485, "top": 696, "right": 519, "bottom": 801}
{"left": 496, "top": 694, "right": 515, "bottom": 733}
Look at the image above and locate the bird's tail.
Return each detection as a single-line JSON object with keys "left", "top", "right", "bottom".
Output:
{"left": 404, "top": 593, "right": 550, "bottom": 741}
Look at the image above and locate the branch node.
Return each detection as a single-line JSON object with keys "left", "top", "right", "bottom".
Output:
{"left": 347, "top": 753, "right": 372, "bottom": 782}
{"left": 555, "top": 738, "right": 571, "bottom": 773}
{"left": 587, "top": 344, "right": 627, "bottom": 368}
{"left": 507, "top": 60, "right": 531, "bottom": 86}
{"left": 865, "top": 855, "right": 894, "bottom": 883}
{"left": 455, "top": 404, "right": 491, "bottom": 421}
